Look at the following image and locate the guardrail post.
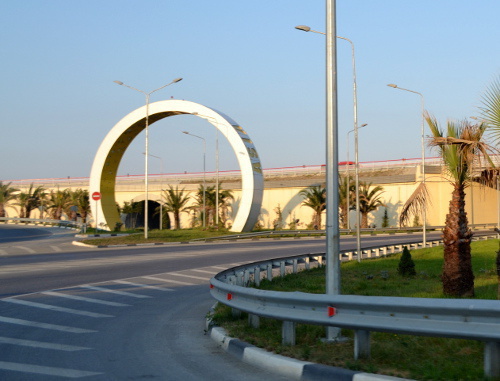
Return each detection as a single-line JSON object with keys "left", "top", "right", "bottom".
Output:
{"left": 305, "top": 257, "right": 310, "bottom": 270}
{"left": 282, "top": 321, "right": 296, "bottom": 345}
{"left": 244, "top": 270, "right": 250, "bottom": 285}
{"left": 248, "top": 314, "right": 260, "bottom": 329}
{"left": 293, "top": 259, "right": 298, "bottom": 274}
{"left": 354, "top": 330, "right": 371, "bottom": 360}
{"left": 280, "top": 261, "right": 286, "bottom": 277}
{"left": 254, "top": 267, "right": 261, "bottom": 286}
{"left": 484, "top": 341, "right": 500, "bottom": 379}
{"left": 267, "top": 264, "right": 273, "bottom": 281}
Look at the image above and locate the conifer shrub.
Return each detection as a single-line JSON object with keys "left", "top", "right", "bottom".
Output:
{"left": 398, "top": 246, "right": 416, "bottom": 276}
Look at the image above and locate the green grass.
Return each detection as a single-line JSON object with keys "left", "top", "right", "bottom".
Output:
{"left": 213, "top": 240, "right": 500, "bottom": 380}
{"left": 81, "top": 228, "right": 228, "bottom": 245}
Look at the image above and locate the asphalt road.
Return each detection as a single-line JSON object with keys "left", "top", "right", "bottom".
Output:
{"left": 0, "top": 225, "right": 452, "bottom": 380}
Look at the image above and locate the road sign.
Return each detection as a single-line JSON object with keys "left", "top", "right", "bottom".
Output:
{"left": 92, "top": 191, "right": 101, "bottom": 201}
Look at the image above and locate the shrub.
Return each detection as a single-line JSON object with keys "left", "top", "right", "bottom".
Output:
{"left": 398, "top": 246, "right": 416, "bottom": 277}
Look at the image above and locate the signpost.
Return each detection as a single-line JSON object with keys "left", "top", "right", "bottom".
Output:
{"left": 92, "top": 192, "right": 101, "bottom": 233}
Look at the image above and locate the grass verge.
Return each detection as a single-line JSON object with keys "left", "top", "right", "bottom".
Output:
{"left": 213, "top": 240, "right": 499, "bottom": 380}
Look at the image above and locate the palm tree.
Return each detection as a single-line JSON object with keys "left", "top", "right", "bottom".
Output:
{"left": 338, "top": 175, "right": 354, "bottom": 229}
{"left": 299, "top": 185, "right": 326, "bottom": 230}
{"left": 426, "top": 113, "right": 495, "bottom": 297}
{"left": 217, "top": 186, "right": 234, "bottom": 228}
{"left": 68, "top": 189, "right": 90, "bottom": 222}
{"left": 358, "top": 182, "right": 385, "bottom": 228}
{"left": 480, "top": 75, "right": 500, "bottom": 144}
{"left": 0, "top": 182, "right": 19, "bottom": 218}
{"left": 46, "top": 189, "right": 71, "bottom": 220}
{"left": 162, "top": 186, "right": 191, "bottom": 229}
{"left": 12, "top": 184, "right": 45, "bottom": 218}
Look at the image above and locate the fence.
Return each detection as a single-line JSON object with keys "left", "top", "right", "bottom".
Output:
{"left": 210, "top": 235, "right": 500, "bottom": 378}
{"left": 0, "top": 217, "right": 84, "bottom": 231}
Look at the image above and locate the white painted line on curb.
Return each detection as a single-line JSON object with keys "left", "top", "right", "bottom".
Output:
{"left": 2, "top": 299, "right": 114, "bottom": 318}
{"left": 0, "top": 336, "right": 91, "bottom": 351}
{"left": 113, "top": 280, "right": 174, "bottom": 292}
{"left": 0, "top": 316, "right": 96, "bottom": 333}
{"left": 0, "top": 361, "right": 102, "bottom": 378}
{"left": 80, "top": 285, "right": 151, "bottom": 298}
{"left": 41, "top": 291, "right": 130, "bottom": 307}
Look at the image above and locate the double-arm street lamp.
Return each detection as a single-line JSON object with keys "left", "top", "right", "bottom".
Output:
{"left": 387, "top": 84, "right": 427, "bottom": 246}
{"left": 182, "top": 131, "right": 207, "bottom": 228}
{"left": 295, "top": 24, "right": 363, "bottom": 261}
{"left": 114, "top": 77, "right": 182, "bottom": 239}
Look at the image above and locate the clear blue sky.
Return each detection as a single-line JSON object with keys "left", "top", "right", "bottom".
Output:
{"left": 1, "top": 1, "right": 499, "bottom": 180}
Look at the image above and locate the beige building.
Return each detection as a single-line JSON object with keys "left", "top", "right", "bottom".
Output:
{"left": 4, "top": 158, "right": 499, "bottom": 230}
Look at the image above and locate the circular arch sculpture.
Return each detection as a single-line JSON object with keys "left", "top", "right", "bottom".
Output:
{"left": 89, "top": 100, "right": 263, "bottom": 232}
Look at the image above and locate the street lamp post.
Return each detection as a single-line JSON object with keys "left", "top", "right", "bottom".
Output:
{"left": 346, "top": 124, "right": 367, "bottom": 233}
{"left": 182, "top": 131, "right": 207, "bottom": 228}
{"left": 144, "top": 153, "right": 164, "bottom": 230}
{"left": 114, "top": 77, "right": 182, "bottom": 239}
{"left": 295, "top": 23, "right": 363, "bottom": 261}
{"left": 387, "top": 84, "right": 427, "bottom": 246}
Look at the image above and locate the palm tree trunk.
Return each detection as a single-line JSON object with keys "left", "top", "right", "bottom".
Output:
{"left": 442, "top": 184, "right": 474, "bottom": 297}
{"left": 361, "top": 213, "right": 368, "bottom": 228}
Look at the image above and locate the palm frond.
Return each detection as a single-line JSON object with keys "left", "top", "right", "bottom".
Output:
{"left": 399, "top": 182, "right": 430, "bottom": 227}
{"left": 479, "top": 76, "right": 500, "bottom": 144}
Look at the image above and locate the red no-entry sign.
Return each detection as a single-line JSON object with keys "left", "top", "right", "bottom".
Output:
{"left": 92, "top": 191, "right": 101, "bottom": 201}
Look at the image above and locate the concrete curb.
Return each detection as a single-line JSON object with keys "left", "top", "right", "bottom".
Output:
{"left": 206, "top": 312, "right": 411, "bottom": 381}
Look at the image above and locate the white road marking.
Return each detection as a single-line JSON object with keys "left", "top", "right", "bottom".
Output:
{"left": 50, "top": 245, "right": 62, "bottom": 252}
{"left": 80, "top": 285, "right": 151, "bottom": 298}
{"left": 41, "top": 291, "right": 130, "bottom": 307}
{"left": 2, "top": 299, "right": 114, "bottom": 318}
{"left": 0, "top": 316, "right": 96, "bottom": 333}
{"left": 0, "top": 336, "right": 90, "bottom": 351}
{"left": 190, "top": 269, "right": 216, "bottom": 275}
{"left": 12, "top": 246, "right": 36, "bottom": 254}
{"left": 0, "top": 249, "right": 7, "bottom": 255}
{"left": 166, "top": 272, "right": 210, "bottom": 281}
{"left": 113, "top": 280, "right": 174, "bottom": 292}
{"left": 142, "top": 276, "right": 196, "bottom": 286}
{"left": 0, "top": 361, "right": 102, "bottom": 378}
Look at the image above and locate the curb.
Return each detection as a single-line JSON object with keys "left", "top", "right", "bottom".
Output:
{"left": 206, "top": 314, "right": 411, "bottom": 381}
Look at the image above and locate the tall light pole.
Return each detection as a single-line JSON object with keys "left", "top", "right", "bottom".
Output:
{"left": 144, "top": 152, "right": 164, "bottom": 230}
{"left": 182, "top": 131, "right": 207, "bottom": 228}
{"left": 295, "top": 23, "right": 363, "bottom": 260}
{"left": 114, "top": 77, "right": 182, "bottom": 239}
{"left": 346, "top": 123, "right": 367, "bottom": 233}
{"left": 387, "top": 84, "right": 427, "bottom": 246}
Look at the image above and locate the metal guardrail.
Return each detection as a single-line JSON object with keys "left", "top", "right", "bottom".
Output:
{"left": 194, "top": 224, "right": 498, "bottom": 242}
{"left": 0, "top": 217, "right": 84, "bottom": 231}
{"left": 209, "top": 235, "right": 500, "bottom": 378}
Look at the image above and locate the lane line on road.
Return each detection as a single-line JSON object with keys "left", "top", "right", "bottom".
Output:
{"left": 0, "top": 316, "right": 96, "bottom": 333}
{"left": 113, "top": 280, "right": 174, "bottom": 292}
{"left": 79, "top": 285, "right": 151, "bottom": 298}
{"left": 141, "top": 276, "right": 196, "bottom": 286}
{"left": 190, "top": 269, "right": 216, "bottom": 275}
{"left": 41, "top": 291, "right": 130, "bottom": 307}
{"left": 0, "top": 336, "right": 91, "bottom": 351}
{"left": 50, "top": 245, "right": 62, "bottom": 252}
{"left": 2, "top": 299, "right": 114, "bottom": 318}
{"left": 0, "top": 361, "right": 102, "bottom": 378}
{"left": 12, "top": 246, "right": 36, "bottom": 254}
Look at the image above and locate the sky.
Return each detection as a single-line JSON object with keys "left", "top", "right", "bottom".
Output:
{"left": 1, "top": 0, "right": 499, "bottom": 181}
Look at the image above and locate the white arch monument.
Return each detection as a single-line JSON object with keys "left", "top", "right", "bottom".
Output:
{"left": 89, "top": 100, "right": 263, "bottom": 232}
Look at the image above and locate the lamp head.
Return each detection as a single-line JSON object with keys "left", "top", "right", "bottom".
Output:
{"left": 295, "top": 25, "right": 311, "bottom": 32}
{"left": 114, "top": 80, "right": 124, "bottom": 85}
{"left": 182, "top": 131, "right": 189, "bottom": 135}
{"left": 360, "top": 123, "right": 368, "bottom": 128}
{"left": 172, "top": 77, "right": 183, "bottom": 83}
{"left": 387, "top": 84, "right": 398, "bottom": 88}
